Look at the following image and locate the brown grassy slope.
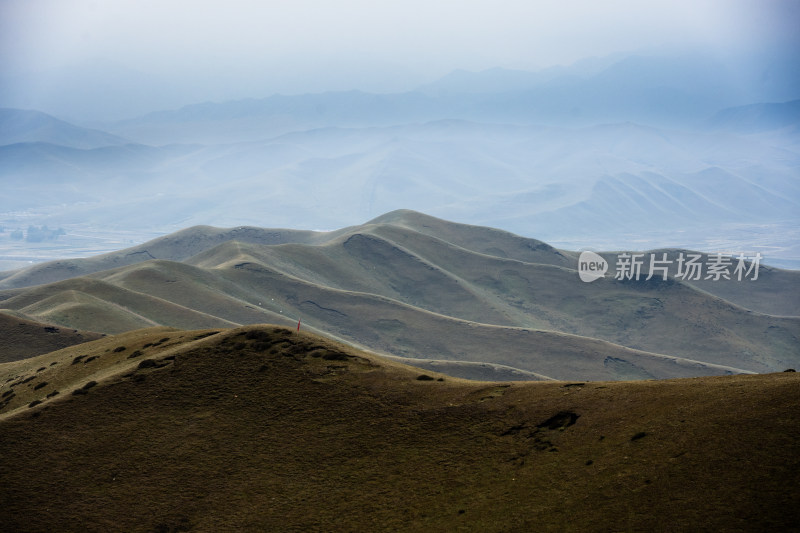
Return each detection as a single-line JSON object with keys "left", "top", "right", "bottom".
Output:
{"left": 0, "top": 327, "right": 216, "bottom": 415}
{"left": 0, "top": 311, "right": 102, "bottom": 363}
{"left": 0, "top": 325, "right": 797, "bottom": 532}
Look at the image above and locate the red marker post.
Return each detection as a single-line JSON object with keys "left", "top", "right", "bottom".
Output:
{"left": 296, "top": 318, "right": 301, "bottom": 332}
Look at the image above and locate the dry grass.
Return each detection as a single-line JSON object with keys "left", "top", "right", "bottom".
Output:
{"left": 0, "top": 211, "right": 797, "bottom": 380}
{"left": 1, "top": 325, "right": 798, "bottom": 532}
{"left": 0, "top": 311, "right": 103, "bottom": 363}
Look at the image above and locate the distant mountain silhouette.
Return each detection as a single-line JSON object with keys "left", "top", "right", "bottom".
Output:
{"left": 0, "top": 108, "right": 128, "bottom": 148}
{"left": 708, "top": 99, "right": 800, "bottom": 133}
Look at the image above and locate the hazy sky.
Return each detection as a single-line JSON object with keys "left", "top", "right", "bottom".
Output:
{"left": 1, "top": 0, "right": 798, "bottom": 119}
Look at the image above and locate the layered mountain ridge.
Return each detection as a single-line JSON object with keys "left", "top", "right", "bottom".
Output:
{"left": 1, "top": 210, "right": 797, "bottom": 381}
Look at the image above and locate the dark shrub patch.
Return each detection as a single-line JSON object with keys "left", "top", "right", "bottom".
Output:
{"left": 20, "top": 376, "right": 35, "bottom": 385}
{"left": 785, "top": 368, "right": 796, "bottom": 372}
{"left": 323, "top": 351, "right": 349, "bottom": 361}
{"left": 437, "top": 378, "right": 445, "bottom": 381}
{"left": 128, "top": 350, "right": 144, "bottom": 359}
{"left": 83, "top": 356, "right": 98, "bottom": 364}
{"left": 631, "top": 432, "right": 648, "bottom": 441}
{"left": 36, "top": 367, "right": 46, "bottom": 372}
{"left": 2, "top": 389, "right": 14, "bottom": 398}
{"left": 50, "top": 361, "right": 58, "bottom": 366}
{"left": 113, "top": 346, "right": 126, "bottom": 353}
{"left": 72, "top": 355, "right": 86, "bottom": 365}
{"left": 246, "top": 330, "right": 272, "bottom": 341}
{"left": 138, "top": 359, "right": 157, "bottom": 369}
{"left": 33, "top": 382, "right": 48, "bottom": 391}
{"left": 73, "top": 382, "right": 98, "bottom": 395}
{"left": 417, "top": 374, "right": 435, "bottom": 381}
{"left": 28, "top": 400, "right": 42, "bottom": 408}
{"left": 46, "top": 390, "right": 59, "bottom": 398}
{"left": 537, "top": 411, "right": 580, "bottom": 430}
{"left": 159, "top": 337, "right": 170, "bottom": 343}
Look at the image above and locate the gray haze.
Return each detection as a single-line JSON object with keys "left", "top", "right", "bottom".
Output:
{"left": 1, "top": 0, "right": 798, "bottom": 120}
{"left": 0, "top": 0, "right": 798, "bottom": 270}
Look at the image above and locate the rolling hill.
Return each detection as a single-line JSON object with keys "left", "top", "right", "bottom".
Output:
{"left": 1, "top": 324, "right": 798, "bottom": 531}
{"left": 0, "top": 311, "right": 103, "bottom": 363}
{"left": 1, "top": 211, "right": 797, "bottom": 381}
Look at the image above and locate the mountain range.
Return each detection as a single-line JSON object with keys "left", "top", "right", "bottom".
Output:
{"left": 1, "top": 210, "right": 797, "bottom": 382}
{"left": 2, "top": 48, "right": 798, "bottom": 533}
{"left": 2, "top": 51, "right": 798, "bottom": 268}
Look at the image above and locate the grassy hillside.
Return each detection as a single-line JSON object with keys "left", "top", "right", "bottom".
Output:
{"left": 0, "top": 311, "right": 103, "bottom": 363}
{"left": 0, "top": 211, "right": 797, "bottom": 380}
{"left": 3, "top": 210, "right": 796, "bottom": 318}
{"left": 0, "top": 224, "right": 329, "bottom": 290}
{"left": 0, "top": 277, "right": 238, "bottom": 334}
{"left": 1, "top": 325, "right": 798, "bottom": 532}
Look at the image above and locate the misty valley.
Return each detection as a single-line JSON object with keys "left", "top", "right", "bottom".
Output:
{"left": 2, "top": 53, "right": 799, "bottom": 271}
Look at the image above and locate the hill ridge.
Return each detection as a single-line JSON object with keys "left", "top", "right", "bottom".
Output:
{"left": 1, "top": 324, "right": 798, "bottom": 531}
{"left": 1, "top": 211, "right": 797, "bottom": 380}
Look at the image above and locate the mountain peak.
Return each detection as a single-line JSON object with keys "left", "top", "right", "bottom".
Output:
{"left": 0, "top": 108, "right": 129, "bottom": 149}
